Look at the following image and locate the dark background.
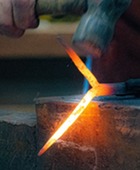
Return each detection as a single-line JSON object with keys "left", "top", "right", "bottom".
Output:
{"left": 0, "top": 57, "right": 85, "bottom": 104}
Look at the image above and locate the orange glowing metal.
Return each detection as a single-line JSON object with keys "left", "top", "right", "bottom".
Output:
{"left": 57, "top": 37, "right": 99, "bottom": 89}
{"left": 38, "top": 37, "right": 112, "bottom": 156}
{"left": 38, "top": 87, "right": 96, "bottom": 156}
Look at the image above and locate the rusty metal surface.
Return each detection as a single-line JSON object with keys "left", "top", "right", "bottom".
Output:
{"left": 36, "top": 96, "right": 140, "bottom": 170}
{"left": 0, "top": 95, "right": 139, "bottom": 170}
{"left": 0, "top": 110, "right": 37, "bottom": 170}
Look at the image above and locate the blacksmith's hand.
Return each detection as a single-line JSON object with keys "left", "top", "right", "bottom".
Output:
{"left": 0, "top": 0, "right": 39, "bottom": 37}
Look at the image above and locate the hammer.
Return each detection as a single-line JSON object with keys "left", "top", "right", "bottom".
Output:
{"left": 36, "top": 0, "right": 131, "bottom": 57}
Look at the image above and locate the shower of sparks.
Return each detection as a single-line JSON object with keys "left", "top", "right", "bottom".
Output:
{"left": 38, "top": 37, "right": 113, "bottom": 156}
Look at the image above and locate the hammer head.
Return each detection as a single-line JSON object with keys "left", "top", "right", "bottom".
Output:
{"left": 72, "top": 0, "right": 131, "bottom": 58}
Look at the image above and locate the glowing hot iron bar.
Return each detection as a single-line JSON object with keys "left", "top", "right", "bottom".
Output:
{"left": 38, "top": 37, "right": 114, "bottom": 156}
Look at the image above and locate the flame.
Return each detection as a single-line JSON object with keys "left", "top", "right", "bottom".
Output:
{"left": 38, "top": 38, "right": 113, "bottom": 156}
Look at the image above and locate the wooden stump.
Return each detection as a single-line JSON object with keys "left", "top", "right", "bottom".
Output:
{"left": 36, "top": 96, "right": 140, "bottom": 170}
{"left": 0, "top": 111, "right": 37, "bottom": 170}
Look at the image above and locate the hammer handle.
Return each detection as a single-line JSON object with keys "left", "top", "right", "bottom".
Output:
{"left": 36, "top": 0, "right": 87, "bottom": 16}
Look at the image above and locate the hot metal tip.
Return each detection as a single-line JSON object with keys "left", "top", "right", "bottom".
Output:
{"left": 38, "top": 149, "right": 44, "bottom": 156}
{"left": 56, "top": 36, "right": 70, "bottom": 50}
